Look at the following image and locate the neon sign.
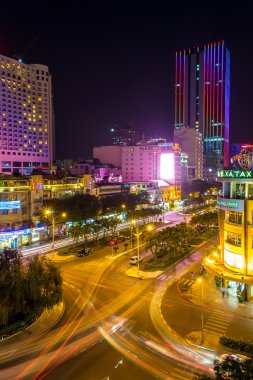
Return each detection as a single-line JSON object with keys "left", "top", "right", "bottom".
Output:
{"left": 217, "top": 170, "right": 253, "bottom": 178}
{"left": 0, "top": 201, "right": 20, "bottom": 210}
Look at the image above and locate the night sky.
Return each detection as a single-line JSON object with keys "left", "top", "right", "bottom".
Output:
{"left": 1, "top": 2, "right": 253, "bottom": 159}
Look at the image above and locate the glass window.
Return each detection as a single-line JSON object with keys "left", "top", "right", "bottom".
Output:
{"left": 227, "top": 211, "right": 242, "bottom": 225}
{"left": 249, "top": 184, "right": 253, "bottom": 200}
{"left": 235, "top": 183, "right": 245, "bottom": 199}
{"left": 13, "top": 161, "right": 21, "bottom": 167}
{"left": 225, "top": 231, "right": 242, "bottom": 247}
{"left": 23, "top": 162, "right": 31, "bottom": 167}
{"left": 1, "top": 161, "right": 11, "bottom": 167}
{"left": 224, "top": 250, "right": 243, "bottom": 269}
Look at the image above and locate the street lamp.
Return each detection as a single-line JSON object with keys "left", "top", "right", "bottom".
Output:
{"left": 130, "top": 219, "right": 135, "bottom": 248}
{"left": 131, "top": 220, "right": 142, "bottom": 276}
{"left": 121, "top": 204, "right": 126, "bottom": 220}
{"left": 197, "top": 277, "right": 204, "bottom": 344}
{"left": 103, "top": 357, "right": 123, "bottom": 379}
{"left": 44, "top": 209, "right": 66, "bottom": 259}
{"left": 147, "top": 224, "right": 154, "bottom": 233}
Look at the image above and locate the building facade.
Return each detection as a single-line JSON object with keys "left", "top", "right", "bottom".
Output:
{"left": 174, "top": 126, "right": 203, "bottom": 180}
{"left": 174, "top": 41, "right": 230, "bottom": 179}
{"left": 110, "top": 124, "right": 141, "bottom": 146}
{"left": 0, "top": 54, "right": 53, "bottom": 175}
{"left": 215, "top": 169, "right": 253, "bottom": 301}
{"left": 93, "top": 145, "right": 122, "bottom": 167}
{"left": 121, "top": 143, "right": 181, "bottom": 201}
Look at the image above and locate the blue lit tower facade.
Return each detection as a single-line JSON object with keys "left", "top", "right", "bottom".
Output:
{"left": 174, "top": 41, "right": 230, "bottom": 179}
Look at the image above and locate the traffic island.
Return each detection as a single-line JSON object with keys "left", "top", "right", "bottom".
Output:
{"left": 185, "top": 330, "right": 221, "bottom": 351}
{"left": 46, "top": 250, "right": 75, "bottom": 262}
{"left": 126, "top": 266, "right": 162, "bottom": 279}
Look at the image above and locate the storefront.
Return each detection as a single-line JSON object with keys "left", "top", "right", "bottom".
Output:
{"left": 0, "top": 227, "right": 47, "bottom": 249}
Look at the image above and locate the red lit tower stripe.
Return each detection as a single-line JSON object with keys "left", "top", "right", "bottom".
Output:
{"left": 221, "top": 43, "right": 224, "bottom": 147}
{"left": 179, "top": 51, "right": 181, "bottom": 127}
{"left": 183, "top": 49, "right": 186, "bottom": 127}
{"left": 175, "top": 52, "right": 178, "bottom": 127}
{"left": 217, "top": 42, "right": 220, "bottom": 146}
{"left": 203, "top": 45, "right": 206, "bottom": 141}
{"left": 212, "top": 43, "right": 215, "bottom": 153}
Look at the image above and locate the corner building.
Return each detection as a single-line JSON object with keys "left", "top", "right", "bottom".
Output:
{"left": 217, "top": 169, "right": 253, "bottom": 300}
{"left": 0, "top": 54, "right": 53, "bottom": 175}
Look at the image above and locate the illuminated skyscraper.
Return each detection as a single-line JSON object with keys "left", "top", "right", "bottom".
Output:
{"left": 174, "top": 41, "right": 230, "bottom": 177}
{"left": 0, "top": 54, "right": 53, "bottom": 175}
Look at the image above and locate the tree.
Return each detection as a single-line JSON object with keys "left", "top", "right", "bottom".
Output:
{"left": 89, "top": 219, "right": 103, "bottom": 245}
{"left": 190, "top": 212, "right": 218, "bottom": 230}
{"left": 44, "top": 194, "right": 100, "bottom": 223}
{"left": 108, "top": 217, "right": 121, "bottom": 238}
{"left": 67, "top": 223, "right": 84, "bottom": 246}
{"left": 214, "top": 356, "right": 253, "bottom": 379}
{"left": 0, "top": 251, "right": 62, "bottom": 330}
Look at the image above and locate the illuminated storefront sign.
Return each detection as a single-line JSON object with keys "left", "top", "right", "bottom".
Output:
{"left": 0, "top": 201, "right": 20, "bottom": 210}
{"left": 160, "top": 153, "right": 174, "bottom": 180}
{"left": 217, "top": 170, "right": 253, "bottom": 178}
{"left": 224, "top": 249, "right": 244, "bottom": 269}
{"left": 217, "top": 198, "right": 244, "bottom": 212}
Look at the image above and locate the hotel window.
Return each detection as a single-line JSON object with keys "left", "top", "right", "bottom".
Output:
{"left": 248, "top": 184, "right": 253, "bottom": 200}
{"left": 227, "top": 211, "right": 242, "bottom": 225}
{"left": 234, "top": 183, "right": 245, "bottom": 199}
{"left": 225, "top": 231, "right": 242, "bottom": 247}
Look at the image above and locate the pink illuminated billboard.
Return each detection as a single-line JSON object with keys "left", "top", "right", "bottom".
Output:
{"left": 160, "top": 153, "right": 174, "bottom": 180}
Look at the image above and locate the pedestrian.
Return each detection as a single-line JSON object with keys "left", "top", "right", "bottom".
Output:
{"left": 221, "top": 287, "right": 225, "bottom": 298}
{"left": 191, "top": 271, "right": 195, "bottom": 280}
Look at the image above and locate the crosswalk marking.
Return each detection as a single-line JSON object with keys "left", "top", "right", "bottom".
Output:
{"left": 85, "top": 261, "right": 103, "bottom": 267}
{"left": 119, "top": 266, "right": 127, "bottom": 273}
{"left": 204, "top": 313, "right": 232, "bottom": 335}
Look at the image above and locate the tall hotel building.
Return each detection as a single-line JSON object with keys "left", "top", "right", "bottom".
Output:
{"left": 174, "top": 41, "right": 230, "bottom": 179}
{"left": 0, "top": 54, "right": 53, "bottom": 175}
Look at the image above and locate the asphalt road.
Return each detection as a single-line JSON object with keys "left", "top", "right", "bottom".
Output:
{"left": 0, "top": 212, "right": 223, "bottom": 380}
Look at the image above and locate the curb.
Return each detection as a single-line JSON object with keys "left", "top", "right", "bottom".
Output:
{"left": 0, "top": 302, "right": 65, "bottom": 342}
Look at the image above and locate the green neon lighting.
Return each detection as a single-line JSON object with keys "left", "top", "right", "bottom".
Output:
{"left": 217, "top": 170, "right": 253, "bottom": 178}
{"left": 216, "top": 199, "right": 238, "bottom": 208}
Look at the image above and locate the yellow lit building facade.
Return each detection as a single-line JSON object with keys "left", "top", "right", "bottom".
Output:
{"left": 217, "top": 169, "right": 253, "bottom": 300}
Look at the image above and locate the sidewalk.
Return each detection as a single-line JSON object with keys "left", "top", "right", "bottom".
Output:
{"left": 1, "top": 302, "right": 64, "bottom": 345}
{"left": 179, "top": 272, "right": 253, "bottom": 350}
{"left": 180, "top": 272, "right": 253, "bottom": 319}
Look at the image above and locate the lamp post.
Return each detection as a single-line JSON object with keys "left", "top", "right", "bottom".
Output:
{"left": 103, "top": 357, "right": 123, "bottom": 380}
{"left": 197, "top": 277, "right": 204, "bottom": 344}
{"left": 131, "top": 220, "right": 142, "bottom": 276}
{"left": 130, "top": 220, "right": 135, "bottom": 248}
{"left": 121, "top": 204, "right": 126, "bottom": 221}
{"left": 44, "top": 209, "right": 66, "bottom": 259}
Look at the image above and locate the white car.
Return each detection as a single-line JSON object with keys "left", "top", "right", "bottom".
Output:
{"left": 129, "top": 255, "right": 143, "bottom": 265}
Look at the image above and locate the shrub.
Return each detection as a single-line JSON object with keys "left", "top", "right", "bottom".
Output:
{"left": 220, "top": 336, "right": 253, "bottom": 354}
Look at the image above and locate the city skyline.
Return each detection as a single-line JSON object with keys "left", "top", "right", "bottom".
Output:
{"left": 0, "top": 3, "right": 253, "bottom": 160}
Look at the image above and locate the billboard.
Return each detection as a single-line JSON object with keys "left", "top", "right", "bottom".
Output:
{"left": 160, "top": 153, "right": 174, "bottom": 180}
